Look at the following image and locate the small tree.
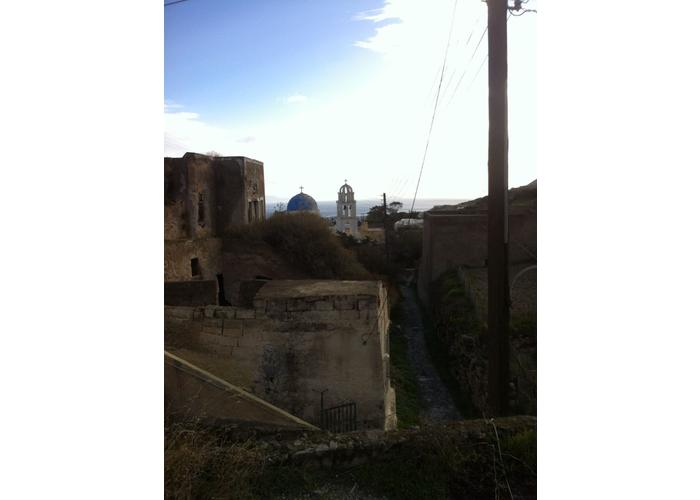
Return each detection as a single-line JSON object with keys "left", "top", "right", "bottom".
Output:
{"left": 388, "top": 201, "right": 403, "bottom": 214}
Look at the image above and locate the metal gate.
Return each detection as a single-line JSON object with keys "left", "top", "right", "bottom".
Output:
{"left": 320, "top": 402, "right": 357, "bottom": 433}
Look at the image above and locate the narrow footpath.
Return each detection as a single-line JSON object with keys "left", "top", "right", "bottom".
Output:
{"left": 398, "top": 280, "right": 462, "bottom": 423}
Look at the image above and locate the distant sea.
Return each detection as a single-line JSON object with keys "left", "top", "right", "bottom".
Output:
{"left": 265, "top": 198, "right": 467, "bottom": 218}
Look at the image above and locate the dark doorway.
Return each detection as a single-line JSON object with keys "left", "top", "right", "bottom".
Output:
{"left": 190, "top": 257, "right": 200, "bottom": 277}
{"left": 216, "top": 273, "right": 231, "bottom": 306}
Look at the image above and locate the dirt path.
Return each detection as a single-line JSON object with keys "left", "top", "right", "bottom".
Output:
{"left": 398, "top": 282, "right": 462, "bottom": 423}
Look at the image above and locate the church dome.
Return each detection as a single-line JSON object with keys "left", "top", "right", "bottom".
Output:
{"left": 287, "top": 192, "right": 320, "bottom": 214}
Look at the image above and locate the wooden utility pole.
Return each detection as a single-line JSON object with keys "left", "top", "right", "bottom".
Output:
{"left": 487, "top": 0, "right": 511, "bottom": 416}
{"left": 383, "top": 193, "right": 390, "bottom": 264}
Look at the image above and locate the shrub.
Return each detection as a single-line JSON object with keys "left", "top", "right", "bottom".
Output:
{"left": 223, "top": 213, "right": 371, "bottom": 280}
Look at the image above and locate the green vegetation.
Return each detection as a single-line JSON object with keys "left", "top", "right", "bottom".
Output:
{"left": 420, "top": 271, "right": 484, "bottom": 418}
{"left": 388, "top": 303, "right": 422, "bottom": 429}
{"left": 223, "top": 213, "right": 371, "bottom": 280}
{"left": 502, "top": 429, "right": 537, "bottom": 471}
{"left": 165, "top": 422, "right": 536, "bottom": 500}
{"left": 431, "top": 271, "right": 482, "bottom": 341}
{"left": 420, "top": 298, "right": 479, "bottom": 419}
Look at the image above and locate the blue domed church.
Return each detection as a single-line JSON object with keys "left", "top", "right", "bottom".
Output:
{"left": 286, "top": 186, "right": 320, "bottom": 215}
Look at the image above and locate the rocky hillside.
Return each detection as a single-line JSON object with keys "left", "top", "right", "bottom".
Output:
{"left": 431, "top": 179, "right": 537, "bottom": 212}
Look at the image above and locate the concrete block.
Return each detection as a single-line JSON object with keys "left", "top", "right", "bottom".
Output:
{"left": 340, "top": 309, "right": 360, "bottom": 320}
{"left": 334, "top": 297, "right": 357, "bottom": 310}
{"left": 266, "top": 300, "right": 286, "bottom": 314}
{"left": 204, "top": 306, "right": 217, "bottom": 318}
{"left": 202, "top": 325, "right": 222, "bottom": 336}
{"left": 313, "top": 300, "right": 334, "bottom": 311}
{"left": 165, "top": 307, "right": 195, "bottom": 320}
{"left": 202, "top": 318, "right": 221, "bottom": 329}
{"left": 287, "top": 310, "right": 340, "bottom": 322}
{"left": 236, "top": 308, "right": 256, "bottom": 319}
{"left": 357, "top": 298, "right": 375, "bottom": 311}
{"left": 222, "top": 320, "right": 244, "bottom": 337}
{"left": 287, "top": 298, "right": 312, "bottom": 312}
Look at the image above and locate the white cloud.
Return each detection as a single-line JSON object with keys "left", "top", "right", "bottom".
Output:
{"left": 164, "top": 1, "right": 536, "bottom": 201}
{"left": 286, "top": 94, "right": 308, "bottom": 104}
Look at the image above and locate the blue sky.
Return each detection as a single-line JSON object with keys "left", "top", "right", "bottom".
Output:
{"left": 165, "top": 0, "right": 537, "bottom": 202}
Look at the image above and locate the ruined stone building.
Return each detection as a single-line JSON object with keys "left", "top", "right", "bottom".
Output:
{"left": 334, "top": 181, "right": 358, "bottom": 237}
{"left": 164, "top": 152, "right": 265, "bottom": 285}
{"left": 164, "top": 154, "right": 396, "bottom": 432}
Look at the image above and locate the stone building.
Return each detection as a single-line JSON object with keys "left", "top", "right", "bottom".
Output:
{"left": 164, "top": 152, "right": 265, "bottom": 283}
{"left": 165, "top": 280, "right": 397, "bottom": 431}
{"left": 334, "top": 181, "right": 358, "bottom": 237}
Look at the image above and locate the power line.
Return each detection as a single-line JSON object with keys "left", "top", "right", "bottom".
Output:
{"left": 444, "top": 12, "right": 513, "bottom": 109}
{"left": 442, "top": 23, "right": 488, "bottom": 109}
{"left": 438, "top": 13, "right": 483, "bottom": 108}
{"left": 165, "top": 0, "right": 190, "bottom": 7}
{"left": 409, "top": 0, "right": 459, "bottom": 217}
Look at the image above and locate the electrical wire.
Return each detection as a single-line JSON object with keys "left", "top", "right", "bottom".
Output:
{"left": 408, "top": 0, "right": 459, "bottom": 217}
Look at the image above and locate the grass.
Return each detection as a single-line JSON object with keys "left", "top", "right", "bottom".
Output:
{"left": 165, "top": 421, "right": 536, "bottom": 500}
{"left": 388, "top": 303, "right": 422, "bottom": 429}
{"left": 420, "top": 298, "right": 479, "bottom": 419}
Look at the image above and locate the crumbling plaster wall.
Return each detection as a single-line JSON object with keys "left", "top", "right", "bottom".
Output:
{"left": 164, "top": 280, "right": 395, "bottom": 431}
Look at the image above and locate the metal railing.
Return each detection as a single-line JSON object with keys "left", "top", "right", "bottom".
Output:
{"left": 320, "top": 402, "right": 357, "bottom": 433}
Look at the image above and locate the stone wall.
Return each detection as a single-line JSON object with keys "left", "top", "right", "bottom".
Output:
{"left": 164, "top": 280, "right": 219, "bottom": 307}
{"left": 164, "top": 238, "right": 223, "bottom": 282}
{"left": 164, "top": 153, "right": 267, "bottom": 286}
{"left": 164, "top": 153, "right": 266, "bottom": 242}
{"left": 165, "top": 351, "right": 318, "bottom": 431}
{"left": 164, "top": 280, "right": 396, "bottom": 431}
{"left": 418, "top": 209, "right": 536, "bottom": 304}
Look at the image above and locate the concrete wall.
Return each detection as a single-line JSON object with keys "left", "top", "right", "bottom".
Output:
{"left": 165, "top": 351, "right": 318, "bottom": 431}
{"left": 164, "top": 280, "right": 396, "bottom": 431}
{"left": 164, "top": 280, "right": 218, "bottom": 307}
{"left": 418, "top": 209, "right": 536, "bottom": 303}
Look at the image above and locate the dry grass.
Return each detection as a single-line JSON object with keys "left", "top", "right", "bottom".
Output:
{"left": 165, "top": 423, "right": 266, "bottom": 500}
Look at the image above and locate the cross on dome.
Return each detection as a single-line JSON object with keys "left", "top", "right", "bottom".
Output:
{"left": 299, "top": 185, "right": 304, "bottom": 192}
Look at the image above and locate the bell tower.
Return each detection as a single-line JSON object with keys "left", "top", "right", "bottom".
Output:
{"left": 335, "top": 180, "right": 358, "bottom": 238}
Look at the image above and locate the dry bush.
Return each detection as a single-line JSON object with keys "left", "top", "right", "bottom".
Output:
{"left": 224, "top": 213, "right": 371, "bottom": 280}
{"left": 164, "top": 424, "right": 265, "bottom": 500}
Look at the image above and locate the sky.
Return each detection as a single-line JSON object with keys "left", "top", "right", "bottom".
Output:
{"left": 165, "top": 0, "right": 537, "bottom": 202}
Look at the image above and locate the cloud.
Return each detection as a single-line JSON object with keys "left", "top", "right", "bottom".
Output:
{"left": 286, "top": 94, "right": 308, "bottom": 104}
{"left": 163, "top": 1, "right": 536, "bottom": 199}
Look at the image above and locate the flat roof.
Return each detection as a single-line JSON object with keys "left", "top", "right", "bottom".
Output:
{"left": 255, "top": 280, "right": 381, "bottom": 300}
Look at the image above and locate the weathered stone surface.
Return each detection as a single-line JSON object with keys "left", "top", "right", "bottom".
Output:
{"left": 235, "top": 308, "right": 256, "bottom": 319}
{"left": 313, "top": 300, "right": 334, "bottom": 311}
{"left": 339, "top": 309, "right": 360, "bottom": 320}
{"left": 334, "top": 297, "right": 356, "bottom": 310}
{"left": 164, "top": 280, "right": 394, "bottom": 431}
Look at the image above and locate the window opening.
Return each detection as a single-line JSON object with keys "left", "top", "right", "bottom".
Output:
{"left": 191, "top": 258, "right": 200, "bottom": 277}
